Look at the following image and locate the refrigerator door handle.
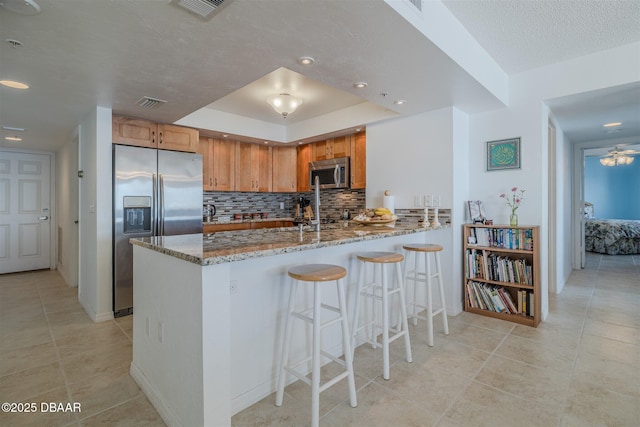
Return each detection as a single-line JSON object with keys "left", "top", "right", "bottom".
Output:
{"left": 152, "top": 173, "right": 158, "bottom": 236}
{"left": 159, "top": 173, "right": 165, "bottom": 236}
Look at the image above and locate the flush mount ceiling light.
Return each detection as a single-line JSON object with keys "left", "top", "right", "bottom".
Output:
{"left": 266, "top": 93, "right": 303, "bottom": 119}
{"left": 0, "top": 0, "right": 41, "bottom": 15}
{"left": 394, "top": 100, "right": 407, "bottom": 105}
{"left": 603, "top": 122, "right": 622, "bottom": 127}
{"left": 0, "top": 80, "right": 29, "bottom": 89}
{"left": 297, "top": 56, "right": 315, "bottom": 66}
{"left": 353, "top": 82, "right": 368, "bottom": 89}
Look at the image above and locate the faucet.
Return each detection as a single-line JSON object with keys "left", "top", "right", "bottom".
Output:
{"left": 313, "top": 176, "right": 321, "bottom": 232}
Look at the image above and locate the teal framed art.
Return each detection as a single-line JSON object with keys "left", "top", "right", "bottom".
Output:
{"left": 486, "top": 137, "right": 521, "bottom": 171}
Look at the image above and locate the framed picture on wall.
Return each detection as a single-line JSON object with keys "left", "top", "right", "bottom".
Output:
{"left": 487, "top": 137, "right": 521, "bottom": 171}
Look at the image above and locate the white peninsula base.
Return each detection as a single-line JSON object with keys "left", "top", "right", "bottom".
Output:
{"left": 130, "top": 228, "right": 450, "bottom": 427}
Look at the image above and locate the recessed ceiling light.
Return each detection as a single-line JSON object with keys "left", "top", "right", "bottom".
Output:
{"left": 297, "top": 56, "right": 315, "bottom": 66}
{"left": 222, "top": 134, "right": 229, "bottom": 138}
{"left": 263, "top": 141, "right": 269, "bottom": 144}
{"left": 603, "top": 122, "right": 622, "bottom": 127}
{"left": 353, "top": 82, "right": 368, "bottom": 89}
{"left": 394, "top": 100, "right": 407, "bottom": 105}
{"left": 2, "top": 125, "right": 25, "bottom": 132}
{"left": 0, "top": 80, "right": 29, "bottom": 89}
{"left": 5, "top": 136, "right": 22, "bottom": 141}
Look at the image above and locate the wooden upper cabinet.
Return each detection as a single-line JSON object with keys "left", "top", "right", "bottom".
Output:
{"left": 312, "top": 140, "right": 330, "bottom": 161}
{"left": 331, "top": 136, "right": 351, "bottom": 158}
{"left": 311, "top": 136, "right": 351, "bottom": 161}
{"left": 112, "top": 116, "right": 158, "bottom": 148}
{"left": 235, "top": 142, "right": 272, "bottom": 192}
{"left": 197, "top": 137, "right": 214, "bottom": 191}
{"left": 350, "top": 132, "right": 366, "bottom": 189}
{"left": 272, "top": 146, "right": 297, "bottom": 193}
{"left": 212, "top": 139, "right": 236, "bottom": 191}
{"left": 256, "top": 145, "right": 273, "bottom": 192}
{"left": 112, "top": 115, "right": 198, "bottom": 152}
{"left": 158, "top": 124, "right": 198, "bottom": 153}
{"left": 296, "top": 144, "right": 312, "bottom": 192}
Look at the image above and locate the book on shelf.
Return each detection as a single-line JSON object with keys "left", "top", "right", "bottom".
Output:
{"left": 471, "top": 227, "right": 534, "bottom": 251}
{"left": 466, "top": 281, "right": 532, "bottom": 316}
{"left": 465, "top": 249, "right": 533, "bottom": 285}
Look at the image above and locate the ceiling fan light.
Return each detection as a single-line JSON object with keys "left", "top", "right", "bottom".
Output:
{"left": 599, "top": 157, "right": 614, "bottom": 166}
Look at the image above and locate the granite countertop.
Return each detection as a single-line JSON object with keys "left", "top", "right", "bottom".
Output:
{"left": 203, "top": 217, "right": 295, "bottom": 225}
{"left": 131, "top": 222, "right": 449, "bottom": 266}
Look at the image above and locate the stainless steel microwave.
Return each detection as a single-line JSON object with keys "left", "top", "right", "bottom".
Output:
{"left": 310, "top": 157, "right": 350, "bottom": 189}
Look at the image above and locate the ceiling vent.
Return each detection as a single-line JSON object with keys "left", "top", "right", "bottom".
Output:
{"left": 136, "top": 96, "right": 168, "bottom": 109}
{"left": 170, "top": 0, "right": 233, "bottom": 21}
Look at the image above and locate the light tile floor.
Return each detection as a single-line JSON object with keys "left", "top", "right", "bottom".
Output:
{"left": 1, "top": 252, "right": 638, "bottom": 426}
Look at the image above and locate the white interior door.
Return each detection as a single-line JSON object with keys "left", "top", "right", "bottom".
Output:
{"left": 0, "top": 151, "right": 52, "bottom": 274}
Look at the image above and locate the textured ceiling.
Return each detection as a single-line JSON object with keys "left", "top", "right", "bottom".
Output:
{"left": 0, "top": 0, "right": 638, "bottom": 152}
{"left": 441, "top": 0, "right": 640, "bottom": 74}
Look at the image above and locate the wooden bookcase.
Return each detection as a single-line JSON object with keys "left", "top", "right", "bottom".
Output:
{"left": 463, "top": 224, "right": 541, "bottom": 327}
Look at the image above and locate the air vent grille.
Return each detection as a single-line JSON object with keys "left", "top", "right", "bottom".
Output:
{"left": 171, "top": 0, "right": 231, "bottom": 20}
{"left": 136, "top": 96, "right": 167, "bottom": 109}
{"left": 408, "top": 0, "right": 422, "bottom": 11}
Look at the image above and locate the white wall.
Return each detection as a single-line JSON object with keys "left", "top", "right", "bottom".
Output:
{"left": 366, "top": 107, "right": 468, "bottom": 315}
{"left": 56, "top": 139, "right": 75, "bottom": 286}
{"left": 467, "top": 42, "right": 640, "bottom": 317}
{"left": 78, "top": 106, "right": 113, "bottom": 322}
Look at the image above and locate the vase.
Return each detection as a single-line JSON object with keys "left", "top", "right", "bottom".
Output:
{"left": 510, "top": 212, "right": 518, "bottom": 226}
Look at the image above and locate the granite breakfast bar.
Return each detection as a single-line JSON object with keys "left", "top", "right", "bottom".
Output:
{"left": 129, "top": 223, "right": 450, "bottom": 427}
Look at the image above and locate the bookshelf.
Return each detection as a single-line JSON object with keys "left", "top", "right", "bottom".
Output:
{"left": 463, "top": 224, "right": 540, "bottom": 327}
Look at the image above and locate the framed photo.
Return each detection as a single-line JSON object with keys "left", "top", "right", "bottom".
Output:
{"left": 467, "top": 200, "right": 487, "bottom": 223}
{"left": 486, "top": 137, "right": 521, "bottom": 171}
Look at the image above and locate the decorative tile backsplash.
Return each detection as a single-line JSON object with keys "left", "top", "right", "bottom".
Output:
{"left": 203, "top": 190, "right": 450, "bottom": 224}
{"left": 203, "top": 189, "right": 366, "bottom": 220}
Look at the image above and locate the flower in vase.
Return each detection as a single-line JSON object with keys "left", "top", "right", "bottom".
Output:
{"left": 500, "top": 187, "right": 525, "bottom": 215}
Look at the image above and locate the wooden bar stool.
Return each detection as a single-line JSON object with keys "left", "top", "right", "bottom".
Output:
{"left": 403, "top": 243, "right": 449, "bottom": 346}
{"left": 275, "top": 264, "right": 357, "bottom": 427}
{"left": 351, "top": 251, "right": 412, "bottom": 380}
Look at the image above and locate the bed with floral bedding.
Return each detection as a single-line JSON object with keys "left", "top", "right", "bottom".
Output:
{"left": 585, "top": 219, "right": 640, "bottom": 255}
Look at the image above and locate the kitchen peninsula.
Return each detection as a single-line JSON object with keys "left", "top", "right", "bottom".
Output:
{"left": 129, "top": 222, "right": 449, "bottom": 427}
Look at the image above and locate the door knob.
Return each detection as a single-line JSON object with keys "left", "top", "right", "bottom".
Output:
{"left": 38, "top": 216, "right": 49, "bottom": 220}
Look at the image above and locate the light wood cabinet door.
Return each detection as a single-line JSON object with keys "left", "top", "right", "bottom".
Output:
{"left": 296, "top": 144, "right": 311, "bottom": 192}
{"left": 158, "top": 124, "right": 198, "bottom": 153}
{"left": 235, "top": 143, "right": 272, "bottom": 192}
{"left": 272, "top": 146, "right": 297, "bottom": 192}
{"left": 212, "top": 139, "right": 235, "bottom": 191}
{"left": 331, "top": 136, "right": 351, "bottom": 158}
{"left": 112, "top": 116, "right": 158, "bottom": 148}
{"left": 312, "top": 140, "right": 330, "bottom": 161}
{"left": 197, "top": 137, "right": 214, "bottom": 191}
{"left": 256, "top": 145, "right": 273, "bottom": 192}
{"left": 350, "top": 132, "right": 366, "bottom": 189}
{"left": 235, "top": 142, "right": 253, "bottom": 191}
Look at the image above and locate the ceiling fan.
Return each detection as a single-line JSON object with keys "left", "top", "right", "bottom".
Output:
{"left": 599, "top": 146, "right": 638, "bottom": 166}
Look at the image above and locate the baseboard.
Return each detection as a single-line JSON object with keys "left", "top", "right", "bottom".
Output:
{"left": 77, "top": 297, "right": 113, "bottom": 323}
{"left": 130, "top": 362, "right": 182, "bottom": 427}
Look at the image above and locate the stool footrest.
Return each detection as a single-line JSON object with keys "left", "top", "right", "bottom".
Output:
{"left": 283, "top": 359, "right": 351, "bottom": 393}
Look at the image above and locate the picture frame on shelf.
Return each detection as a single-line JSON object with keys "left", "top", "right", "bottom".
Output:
{"left": 467, "top": 200, "right": 487, "bottom": 223}
{"left": 486, "top": 137, "right": 521, "bottom": 171}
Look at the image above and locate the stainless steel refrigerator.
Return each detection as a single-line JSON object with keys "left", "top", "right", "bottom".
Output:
{"left": 113, "top": 145, "right": 202, "bottom": 317}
